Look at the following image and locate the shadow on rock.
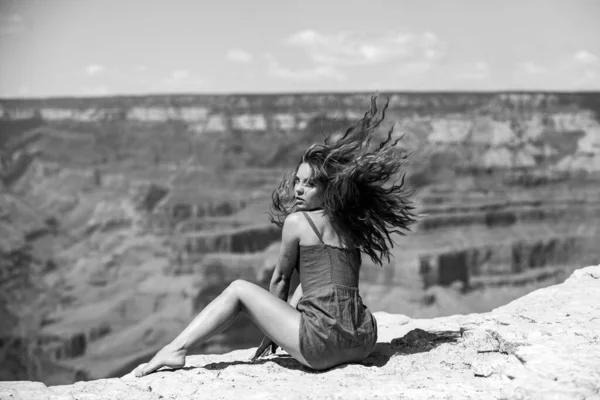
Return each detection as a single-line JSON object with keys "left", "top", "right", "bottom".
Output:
{"left": 203, "top": 354, "right": 314, "bottom": 372}
{"left": 201, "top": 328, "right": 462, "bottom": 373}
{"left": 360, "top": 328, "right": 462, "bottom": 368}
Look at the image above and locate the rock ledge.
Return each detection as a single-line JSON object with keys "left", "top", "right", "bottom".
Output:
{"left": 2, "top": 265, "right": 599, "bottom": 400}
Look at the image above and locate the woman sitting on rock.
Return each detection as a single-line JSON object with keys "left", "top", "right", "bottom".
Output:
{"left": 134, "top": 96, "right": 417, "bottom": 376}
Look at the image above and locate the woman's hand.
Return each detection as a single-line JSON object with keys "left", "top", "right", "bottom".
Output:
{"left": 288, "top": 283, "right": 303, "bottom": 309}
{"left": 251, "top": 336, "right": 278, "bottom": 362}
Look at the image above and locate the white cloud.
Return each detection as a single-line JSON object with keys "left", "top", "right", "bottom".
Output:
{"left": 170, "top": 69, "right": 190, "bottom": 80}
{"left": 573, "top": 69, "right": 598, "bottom": 89}
{"left": 134, "top": 65, "right": 148, "bottom": 72}
{"left": 456, "top": 61, "right": 489, "bottom": 80}
{"left": 85, "top": 64, "right": 105, "bottom": 75}
{"left": 474, "top": 61, "right": 488, "bottom": 70}
{"left": 10, "top": 14, "right": 23, "bottom": 23}
{"left": 163, "top": 69, "right": 203, "bottom": 88}
{"left": 574, "top": 50, "right": 598, "bottom": 64}
{"left": 226, "top": 49, "right": 253, "bottom": 63}
{"left": 519, "top": 61, "right": 548, "bottom": 74}
{"left": 580, "top": 69, "right": 597, "bottom": 84}
{"left": 0, "top": 13, "right": 27, "bottom": 36}
{"left": 424, "top": 48, "right": 443, "bottom": 60}
{"left": 266, "top": 55, "right": 344, "bottom": 81}
{"left": 285, "top": 29, "right": 446, "bottom": 67}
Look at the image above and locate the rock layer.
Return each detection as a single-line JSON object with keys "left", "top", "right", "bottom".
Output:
{"left": 1, "top": 264, "right": 599, "bottom": 400}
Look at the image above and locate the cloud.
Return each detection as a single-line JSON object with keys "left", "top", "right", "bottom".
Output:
{"left": 580, "top": 69, "right": 597, "bottom": 83}
{"left": 266, "top": 55, "right": 344, "bottom": 81}
{"left": 226, "top": 49, "right": 253, "bottom": 63}
{"left": 424, "top": 48, "right": 443, "bottom": 60}
{"left": 574, "top": 50, "right": 598, "bottom": 64}
{"left": 0, "top": 13, "right": 28, "bottom": 36}
{"left": 455, "top": 61, "right": 489, "bottom": 80}
{"left": 85, "top": 64, "right": 105, "bottom": 75}
{"left": 519, "top": 61, "right": 548, "bottom": 74}
{"left": 286, "top": 29, "right": 446, "bottom": 67}
{"left": 163, "top": 69, "right": 203, "bottom": 88}
{"left": 170, "top": 69, "right": 190, "bottom": 80}
{"left": 572, "top": 69, "right": 598, "bottom": 89}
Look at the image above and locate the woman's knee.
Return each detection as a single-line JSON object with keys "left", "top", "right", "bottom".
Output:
{"left": 226, "top": 279, "right": 250, "bottom": 297}
{"left": 226, "top": 280, "right": 257, "bottom": 313}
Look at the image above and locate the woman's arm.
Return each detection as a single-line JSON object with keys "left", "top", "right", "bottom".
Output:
{"left": 287, "top": 284, "right": 303, "bottom": 309}
{"left": 269, "top": 213, "right": 302, "bottom": 302}
{"left": 251, "top": 214, "right": 302, "bottom": 362}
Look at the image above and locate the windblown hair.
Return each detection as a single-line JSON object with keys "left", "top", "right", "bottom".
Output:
{"left": 269, "top": 95, "right": 417, "bottom": 266}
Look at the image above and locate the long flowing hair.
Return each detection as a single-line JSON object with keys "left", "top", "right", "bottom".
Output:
{"left": 269, "top": 95, "right": 417, "bottom": 266}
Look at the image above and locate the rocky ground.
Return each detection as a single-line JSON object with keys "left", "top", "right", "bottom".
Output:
{"left": 2, "top": 264, "right": 598, "bottom": 400}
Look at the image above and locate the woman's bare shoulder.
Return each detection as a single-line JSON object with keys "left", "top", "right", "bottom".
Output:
{"left": 285, "top": 211, "right": 324, "bottom": 243}
{"left": 283, "top": 211, "right": 309, "bottom": 230}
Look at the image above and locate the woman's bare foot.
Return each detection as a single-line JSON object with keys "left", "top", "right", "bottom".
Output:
{"left": 134, "top": 344, "right": 187, "bottom": 377}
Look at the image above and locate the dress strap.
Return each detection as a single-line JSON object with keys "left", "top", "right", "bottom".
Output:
{"left": 301, "top": 212, "right": 324, "bottom": 244}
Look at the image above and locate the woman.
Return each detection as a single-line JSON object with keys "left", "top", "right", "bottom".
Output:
{"left": 134, "top": 95, "right": 416, "bottom": 376}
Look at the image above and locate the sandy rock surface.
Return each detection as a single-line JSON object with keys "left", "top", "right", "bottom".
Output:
{"left": 2, "top": 265, "right": 599, "bottom": 400}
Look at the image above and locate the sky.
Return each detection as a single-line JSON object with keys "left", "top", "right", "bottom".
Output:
{"left": 0, "top": 0, "right": 599, "bottom": 98}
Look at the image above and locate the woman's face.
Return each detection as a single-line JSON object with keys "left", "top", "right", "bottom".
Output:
{"left": 294, "top": 162, "right": 324, "bottom": 211}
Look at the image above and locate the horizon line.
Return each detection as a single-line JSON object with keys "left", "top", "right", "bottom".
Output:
{"left": 1, "top": 89, "right": 600, "bottom": 102}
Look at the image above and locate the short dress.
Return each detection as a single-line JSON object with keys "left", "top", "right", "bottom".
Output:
{"left": 296, "top": 212, "right": 378, "bottom": 370}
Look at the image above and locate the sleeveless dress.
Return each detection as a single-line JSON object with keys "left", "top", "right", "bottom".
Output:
{"left": 296, "top": 212, "right": 378, "bottom": 370}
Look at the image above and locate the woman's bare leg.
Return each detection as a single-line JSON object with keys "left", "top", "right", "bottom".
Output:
{"left": 134, "top": 279, "right": 311, "bottom": 376}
